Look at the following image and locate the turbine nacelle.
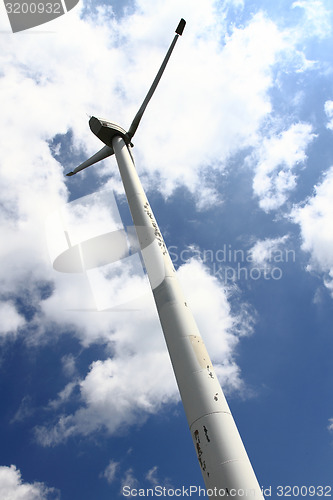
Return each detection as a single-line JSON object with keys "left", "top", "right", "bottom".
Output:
{"left": 89, "top": 117, "right": 132, "bottom": 149}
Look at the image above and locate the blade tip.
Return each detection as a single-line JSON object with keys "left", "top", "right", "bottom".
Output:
{"left": 176, "top": 18, "right": 186, "bottom": 36}
{"left": 66, "top": 171, "right": 75, "bottom": 177}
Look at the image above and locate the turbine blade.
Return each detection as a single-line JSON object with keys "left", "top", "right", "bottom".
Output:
{"left": 127, "top": 18, "right": 186, "bottom": 141}
{"left": 66, "top": 145, "right": 114, "bottom": 176}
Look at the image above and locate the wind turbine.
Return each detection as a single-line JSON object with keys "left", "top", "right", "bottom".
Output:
{"left": 66, "top": 19, "right": 265, "bottom": 499}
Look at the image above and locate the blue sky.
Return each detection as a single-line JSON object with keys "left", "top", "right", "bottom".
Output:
{"left": 1, "top": 0, "right": 333, "bottom": 498}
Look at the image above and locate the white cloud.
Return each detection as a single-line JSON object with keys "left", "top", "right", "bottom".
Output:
{"left": 292, "top": 166, "right": 333, "bottom": 295}
{"left": 11, "top": 396, "right": 34, "bottom": 424}
{"left": 0, "top": 465, "right": 58, "bottom": 500}
{"left": 34, "top": 350, "right": 172, "bottom": 445}
{"left": 249, "top": 235, "right": 290, "bottom": 267}
{"left": 61, "top": 354, "right": 77, "bottom": 378}
{"left": 34, "top": 303, "right": 178, "bottom": 445}
{"left": 120, "top": 468, "right": 140, "bottom": 493}
{"left": 144, "top": 465, "right": 174, "bottom": 490}
{"left": 325, "top": 100, "right": 333, "bottom": 130}
{"left": 48, "top": 381, "right": 79, "bottom": 410}
{"left": 251, "top": 123, "right": 316, "bottom": 211}
{"left": 0, "top": 301, "right": 25, "bottom": 338}
{"left": 145, "top": 466, "right": 159, "bottom": 486}
{"left": 292, "top": 0, "right": 331, "bottom": 39}
{"left": 101, "top": 460, "right": 119, "bottom": 484}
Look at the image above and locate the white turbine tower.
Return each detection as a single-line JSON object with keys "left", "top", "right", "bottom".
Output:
{"left": 66, "top": 19, "right": 265, "bottom": 500}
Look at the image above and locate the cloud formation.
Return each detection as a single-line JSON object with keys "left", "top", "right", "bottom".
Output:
{"left": 292, "top": 0, "right": 332, "bottom": 39}
{"left": 249, "top": 235, "right": 290, "bottom": 267}
{"left": 0, "top": 301, "right": 25, "bottom": 339}
{"left": 292, "top": 166, "right": 333, "bottom": 295}
{"left": 328, "top": 418, "right": 333, "bottom": 432}
{"left": 101, "top": 460, "right": 120, "bottom": 485}
{"left": 325, "top": 100, "right": 333, "bottom": 130}
{"left": 0, "top": 465, "right": 58, "bottom": 500}
{"left": 250, "top": 123, "right": 316, "bottom": 211}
